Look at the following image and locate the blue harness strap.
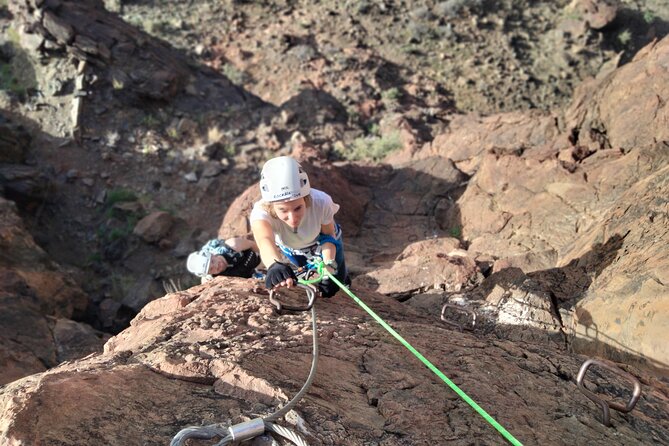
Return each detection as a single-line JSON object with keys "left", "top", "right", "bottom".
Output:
{"left": 278, "top": 224, "right": 345, "bottom": 271}
{"left": 316, "top": 223, "right": 343, "bottom": 251}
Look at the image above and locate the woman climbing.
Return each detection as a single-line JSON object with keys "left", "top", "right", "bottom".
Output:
{"left": 186, "top": 236, "right": 261, "bottom": 282}
{"left": 250, "top": 156, "right": 350, "bottom": 297}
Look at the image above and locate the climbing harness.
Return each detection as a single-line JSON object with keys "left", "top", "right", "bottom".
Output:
{"left": 576, "top": 358, "right": 642, "bottom": 427}
{"left": 440, "top": 302, "right": 477, "bottom": 331}
{"left": 170, "top": 281, "right": 318, "bottom": 446}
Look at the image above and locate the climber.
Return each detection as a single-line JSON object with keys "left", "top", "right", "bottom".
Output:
{"left": 250, "top": 155, "right": 350, "bottom": 297}
{"left": 186, "top": 236, "right": 261, "bottom": 282}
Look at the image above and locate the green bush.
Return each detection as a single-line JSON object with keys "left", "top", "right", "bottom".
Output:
{"left": 381, "top": 87, "right": 401, "bottom": 102}
{"left": 106, "top": 188, "right": 138, "bottom": 206}
{"left": 643, "top": 10, "right": 656, "bottom": 24}
{"left": 449, "top": 226, "right": 462, "bottom": 238}
{"left": 348, "top": 131, "right": 403, "bottom": 161}
{"left": 0, "top": 62, "right": 23, "bottom": 94}
{"left": 222, "top": 64, "right": 248, "bottom": 85}
{"left": 618, "top": 29, "right": 632, "bottom": 46}
{"left": 108, "top": 227, "right": 130, "bottom": 241}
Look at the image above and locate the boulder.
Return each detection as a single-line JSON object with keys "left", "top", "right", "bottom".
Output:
{"left": 133, "top": 211, "right": 175, "bottom": 244}
{"left": 358, "top": 238, "right": 480, "bottom": 299}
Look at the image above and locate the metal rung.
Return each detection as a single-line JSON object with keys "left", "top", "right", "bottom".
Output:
{"left": 440, "top": 303, "right": 477, "bottom": 331}
{"left": 576, "top": 358, "right": 642, "bottom": 426}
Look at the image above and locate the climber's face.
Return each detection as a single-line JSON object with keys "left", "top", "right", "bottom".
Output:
{"left": 208, "top": 255, "right": 228, "bottom": 275}
{"left": 273, "top": 197, "right": 306, "bottom": 230}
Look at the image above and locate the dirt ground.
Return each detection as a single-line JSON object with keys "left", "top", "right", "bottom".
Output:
{"left": 1, "top": 0, "right": 668, "bottom": 331}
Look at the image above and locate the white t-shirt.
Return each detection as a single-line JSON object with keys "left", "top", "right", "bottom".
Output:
{"left": 250, "top": 188, "right": 340, "bottom": 249}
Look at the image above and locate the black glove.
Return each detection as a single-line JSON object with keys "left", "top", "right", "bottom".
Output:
{"left": 318, "top": 277, "right": 340, "bottom": 298}
{"left": 265, "top": 262, "right": 297, "bottom": 289}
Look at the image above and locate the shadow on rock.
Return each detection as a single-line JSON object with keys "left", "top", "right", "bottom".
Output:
{"left": 605, "top": 6, "right": 669, "bottom": 65}
{"left": 528, "top": 233, "right": 626, "bottom": 307}
{"left": 427, "top": 232, "right": 669, "bottom": 374}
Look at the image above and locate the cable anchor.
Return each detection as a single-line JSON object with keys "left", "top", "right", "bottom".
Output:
{"left": 440, "top": 303, "right": 477, "bottom": 331}
{"left": 269, "top": 283, "right": 317, "bottom": 313}
{"left": 576, "top": 358, "right": 642, "bottom": 426}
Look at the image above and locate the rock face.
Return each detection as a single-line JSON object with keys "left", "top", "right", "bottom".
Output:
{"left": 560, "top": 162, "right": 669, "bottom": 372}
{"left": 0, "top": 196, "right": 106, "bottom": 386}
{"left": 1, "top": 278, "right": 667, "bottom": 445}
{"left": 352, "top": 34, "right": 669, "bottom": 374}
{"left": 0, "top": 3, "right": 668, "bottom": 445}
{"left": 9, "top": 0, "right": 191, "bottom": 102}
{"left": 219, "top": 34, "right": 669, "bottom": 378}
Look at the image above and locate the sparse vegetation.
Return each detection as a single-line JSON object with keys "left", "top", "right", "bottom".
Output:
{"left": 95, "top": 217, "right": 136, "bottom": 264}
{"left": 0, "top": 62, "right": 23, "bottom": 95}
{"left": 108, "top": 226, "right": 131, "bottom": 241}
{"left": 222, "top": 64, "right": 247, "bottom": 85}
{"left": 98, "top": 190, "right": 144, "bottom": 258}
{"left": 86, "top": 252, "right": 103, "bottom": 264}
{"left": 346, "top": 107, "right": 360, "bottom": 125}
{"left": 106, "top": 188, "right": 138, "bottom": 206}
{"left": 111, "top": 77, "right": 124, "bottom": 90}
{"left": 6, "top": 27, "right": 20, "bottom": 44}
{"left": 0, "top": 39, "right": 36, "bottom": 98}
{"left": 166, "top": 127, "right": 179, "bottom": 139}
{"left": 346, "top": 131, "right": 402, "bottom": 161}
{"left": 224, "top": 144, "right": 237, "bottom": 157}
{"left": 449, "top": 226, "right": 462, "bottom": 238}
{"left": 563, "top": 8, "right": 582, "bottom": 21}
{"left": 110, "top": 272, "right": 135, "bottom": 301}
{"left": 643, "top": 10, "right": 656, "bottom": 24}
{"left": 618, "top": 29, "right": 632, "bottom": 46}
{"left": 381, "top": 87, "right": 401, "bottom": 103}
{"left": 141, "top": 114, "right": 159, "bottom": 128}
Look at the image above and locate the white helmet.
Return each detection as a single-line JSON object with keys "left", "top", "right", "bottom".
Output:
{"left": 259, "top": 156, "right": 310, "bottom": 202}
{"left": 187, "top": 251, "right": 212, "bottom": 276}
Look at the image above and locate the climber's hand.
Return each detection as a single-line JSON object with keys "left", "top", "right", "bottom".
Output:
{"left": 265, "top": 262, "right": 297, "bottom": 289}
{"left": 319, "top": 275, "right": 340, "bottom": 298}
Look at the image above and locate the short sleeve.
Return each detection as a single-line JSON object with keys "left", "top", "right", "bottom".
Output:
{"left": 250, "top": 201, "right": 271, "bottom": 224}
{"left": 318, "top": 191, "right": 339, "bottom": 225}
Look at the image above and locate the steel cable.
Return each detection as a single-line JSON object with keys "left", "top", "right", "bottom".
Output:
{"left": 171, "top": 287, "right": 317, "bottom": 446}
{"left": 265, "top": 421, "right": 310, "bottom": 446}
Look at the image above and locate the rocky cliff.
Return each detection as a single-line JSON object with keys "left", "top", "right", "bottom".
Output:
{"left": 0, "top": 0, "right": 668, "bottom": 445}
{"left": 1, "top": 279, "right": 668, "bottom": 445}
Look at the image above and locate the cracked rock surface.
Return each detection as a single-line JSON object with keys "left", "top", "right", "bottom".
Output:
{"left": 1, "top": 279, "right": 668, "bottom": 445}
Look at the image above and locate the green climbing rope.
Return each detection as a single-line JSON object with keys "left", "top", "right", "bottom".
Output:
{"left": 299, "top": 262, "right": 523, "bottom": 446}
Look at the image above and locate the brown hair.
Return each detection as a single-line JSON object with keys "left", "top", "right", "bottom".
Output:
{"left": 262, "top": 195, "right": 312, "bottom": 218}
